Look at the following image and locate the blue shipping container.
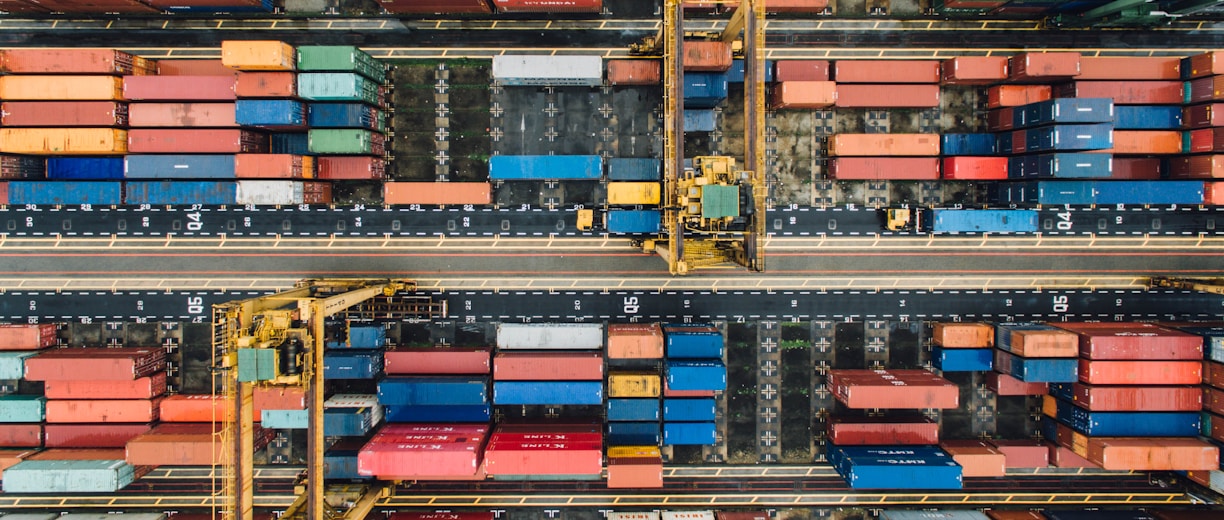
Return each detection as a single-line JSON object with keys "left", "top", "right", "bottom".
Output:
{"left": 271, "top": 133, "right": 311, "bottom": 155}
{"left": 324, "top": 447, "right": 367, "bottom": 480}
{"left": 489, "top": 155, "right": 602, "bottom": 180}
{"left": 607, "top": 398, "right": 660, "bottom": 422}
{"left": 493, "top": 381, "right": 603, "bottom": 405}
{"left": 663, "top": 398, "right": 717, "bottom": 421}
{"left": 995, "top": 322, "right": 1065, "bottom": 354}
{"left": 236, "top": 99, "right": 307, "bottom": 128}
{"left": 995, "top": 132, "right": 1013, "bottom": 156}
{"left": 1009, "top": 153, "right": 1112, "bottom": 179}
{"left": 663, "top": 421, "right": 717, "bottom": 445}
{"left": 997, "top": 350, "right": 1078, "bottom": 383}
{"left": 8, "top": 181, "right": 122, "bottom": 205}
{"left": 1114, "top": 105, "right": 1182, "bottom": 129}
{"left": 1095, "top": 180, "right": 1203, "bottom": 205}
{"left": 931, "top": 347, "right": 993, "bottom": 372}
{"left": 1051, "top": 397, "right": 1201, "bottom": 436}
{"left": 323, "top": 350, "right": 383, "bottom": 379}
{"left": 608, "top": 158, "right": 661, "bottom": 181}
{"left": 941, "top": 133, "right": 997, "bottom": 156}
{"left": 1025, "top": 124, "right": 1114, "bottom": 152}
{"left": 124, "top": 155, "right": 237, "bottom": 179}
{"left": 324, "top": 407, "right": 378, "bottom": 436}
{"left": 922, "top": 209, "right": 1038, "bottom": 233}
{"left": 124, "top": 181, "right": 237, "bottom": 205}
{"left": 1039, "top": 415, "right": 1060, "bottom": 442}
{"left": 998, "top": 180, "right": 1097, "bottom": 205}
{"left": 1175, "top": 326, "right": 1224, "bottom": 363}
{"left": 47, "top": 158, "right": 124, "bottom": 180}
{"left": 727, "top": 59, "right": 775, "bottom": 83}
{"left": 1020, "top": 98, "right": 1114, "bottom": 128}
{"left": 0, "top": 459, "right": 136, "bottom": 493}
{"left": 684, "top": 110, "right": 717, "bottom": 132}
{"left": 607, "top": 421, "right": 661, "bottom": 445}
{"left": 666, "top": 360, "right": 727, "bottom": 391}
{"left": 0, "top": 394, "right": 44, "bottom": 423}
{"left": 309, "top": 103, "right": 379, "bottom": 129}
{"left": 606, "top": 210, "right": 661, "bottom": 234}
{"left": 828, "top": 446, "right": 962, "bottom": 490}
{"left": 0, "top": 351, "right": 34, "bottom": 380}
{"left": 684, "top": 72, "right": 729, "bottom": 109}
{"left": 298, "top": 73, "right": 378, "bottom": 103}
{"left": 664, "top": 331, "right": 724, "bottom": 359}
{"left": 377, "top": 376, "right": 488, "bottom": 406}
{"left": 383, "top": 404, "right": 491, "bottom": 423}
{"left": 333, "top": 324, "right": 385, "bottom": 349}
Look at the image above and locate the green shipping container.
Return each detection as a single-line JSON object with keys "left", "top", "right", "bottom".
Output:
{"left": 0, "top": 394, "right": 44, "bottom": 423}
{"left": 261, "top": 409, "right": 308, "bottom": 429}
{"left": 297, "top": 46, "right": 386, "bottom": 83}
{"left": 0, "top": 351, "right": 35, "bottom": 379}
{"left": 298, "top": 73, "right": 380, "bottom": 105}
{"left": 309, "top": 129, "right": 381, "bottom": 155}
{"left": 237, "top": 348, "right": 276, "bottom": 382}
{"left": 2, "top": 459, "right": 135, "bottom": 493}
{"left": 700, "top": 184, "right": 740, "bottom": 219}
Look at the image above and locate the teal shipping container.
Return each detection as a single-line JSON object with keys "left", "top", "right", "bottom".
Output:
{"left": 2, "top": 459, "right": 136, "bottom": 493}
{"left": 298, "top": 73, "right": 380, "bottom": 105}
{"left": 297, "top": 46, "right": 386, "bottom": 82}
{"left": 0, "top": 394, "right": 45, "bottom": 423}
{"left": 262, "top": 409, "right": 308, "bottom": 429}
{"left": 308, "top": 129, "right": 385, "bottom": 155}
{"left": 0, "top": 351, "right": 35, "bottom": 379}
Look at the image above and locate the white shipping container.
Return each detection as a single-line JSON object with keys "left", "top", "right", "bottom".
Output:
{"left": 496, "top": 323, "right": 604, "bottom": 349}
{"left": 236, "top": 180, "right": 305, "bottom": 205}
{"left": 661, "top": 512, "right": 716, "bottom": 520}
{"left": 325, "top": 393, "right": 383, "bottom": 425}
{"left": 608, "top": 513, "right": 661, "bottom": 520}
{"left": 492, "top": 55, "right": 603, "bottom": 87}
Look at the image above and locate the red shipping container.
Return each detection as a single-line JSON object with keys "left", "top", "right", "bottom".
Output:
{"left": 123, "top": 76, "right": 237, "bottom": 101}
{"left": 933, "top": 322, "right": 995, "bottom": 347}
{"left": 664, "top": 381, "right": 716, "bottom": 397}
{"left": 1009, "top": 129, "right": 1028, "bottom": 154}
{"left": 985, "top": 372, "right": 1048, "bottom": 396}
{"left": 490, "top": 0, "right": 602, "bottom": 12}
{"left": 0, "top": 1, "right": 48, "bottom": 13}
{"left": 1186, "top": 128, "right": 1224, "bottom": 153}
{"left": 986, "top": 511, "right": 1046, "bottom": 520}
{"left": 359, "top": 438, "right": 486, "bottom": 478}
{"left": 833, "top": 60, "right": 939, "bottom": 84}
{"left": 1206, "top": 360, "right": 1224, "bottom": 389}
{"left": 493, "top": 352, "right": 603, "bottom": 381}
{"left": 128, "top": 103, "right": 237, "bottom": 128}
{"left": 495, "top": 423, "right": 600, "bottom": 434}
{"left": 235, "top": 154, "right": 312, "bottom": 179}
{"left": 1186, "top": 75, "right": 1224, "bottom": 104}
{"left": 683, "top": 41, "right": 733, "bottom": 72}
{"left": 771, "top": 81, "right": 837, "bottom": 109}
{"left": 19, "top": 0, "right": 158, "bottom": 13}
{"left": 1212, "top": 182, "right": 1224, "bottom": 206}
{"left": 24, "top": 347, "right": 165, "bottom": 381}
{"left": 988, "top": 439, "right": 1049, "bottom": 468}
{"left": 1009, "top": 52, "right": 1081, "bottom": 82}
{"left": 0, "top": 449, "right": 33, "bottom": 473}
{"left": 44, "top": 372, "right": 167, "bottom": 400}
{"left": 484, "top": 440, "right": 602, "bottom": 475}
{"left": 988, "top": 85, "right": 1052, "bottom": 108}
{"left": 825, "top": 416, "right": 939, "bottom": 445}
{"left": 835, "top": 84, "right": 940, "bottom": 108}
{"left": 159, "top": 394, "right": 234, "bottom": 423}
{"left": 377, "top": 0, "right": 493, "bottom": 13}
{"left": 1054, "top": 81, "right": 1183, "bottom": 105}
{"left": 156, "top": 59, "right": 236, "bottom": 77}
{"left": 1053, "top": 322, "right": 1203, "bottom": 360}
{"left": 1205, "top": 386, "right": 1224, "bottom": 416}
{"left": 607, "top": 456, "right": 663, "bottom": 488}
{"left": 775, "top": 60, "right": 830, "bottom": 82}
{"left": 0, "top": 101, "right": 128, "bottom": 127}
{"left": 608, "top": 323, "right": 664, "bottom": 359}
{"left": 252, "top": 386, "right": 305, "bottom": 412}
{"left": 388, "top": 514, "right": 495, "bottom": 520}
{"left": 987, "top": 108, "right": 1015, "bottom": 131}
{"left": 317, "top": 156, "right": 386, "bottom": 180}
{"left": 128, "top": 129, "right": 267, "bottom": 154}
{"left": 1078, "top": 360, "right": 1201, "bottom": 385}
{"left": 606, "top": 60, "right": 661, "bottom": 86}
{"left": 940, "top": 56, "right": 1009, "bottom": 85}
{"left": 1189, "top": 51, "right": 1224, "bottom": 79}
{"left": 0, "top": 323, "right": 57, "bottom": 350}
{"left": 942, "top": 157, "right": 1008, "bottom": 180}
{"left": 1069, "top": 383, "right": 1200, "bottom": 411}
{"left": 45, "top": 398, "right": 162, "bottom": 423}
{"left": 1049, "top": 443, "right": 1097, "bottom": 468}
{"left": 828, "top": 134, "right": 940, "bottom": 157}
{"left": 384, "top": 347, "right": 491, "bottom": 375}
{"left": 1076, "top": 56, "right": 1181, "bottom": 80}
{"left": 827, "top": 157, "right": 940, "bottom": 180}
{"left": 827, "top": 369, "right": 959, "bottom": 409}
{"left": 44, "top": 423, "right": 150, "bottom": 448}
{"left": 235, "top": 72, "right": 298, "bottom": 98}
{"left": 941, "top": 440, "right": 1006, "bottom": 477}
{"left": 0, "top": 49, "right": 154, "bottom": 75}
{"left": 1183, "top": 103, "right": 1224, "bottom": 129}
{"left": 0, "top": 182, "right": 8, "bottom": 205}
{"left": 1103, "top": 130, "right": 1182, "bottom": 155}
{"left": 1087, "top": 437, "right": 1218, "bottom": 471}
{"left": 1169, "top": 155, "right": 1224, "bottom": 179}
{"left": 0, "top": 424, "right": 41, "bottom": 448}
{"left": 1111, "top": 157, "right": 1162, "bottom": 180}
{"left": 303, "top": 181, "right": 332, "bottom": 204}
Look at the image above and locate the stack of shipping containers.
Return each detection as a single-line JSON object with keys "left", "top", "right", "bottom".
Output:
{"left": 928, "top": 324, "right": 1006, "bottom": 478}
{"left": 1181, "top": 52, "right": 1224, "bottom": 203}
{"left": 1184, "top": 324, "right": 1224, "bottom": 491}
{"left": 606, "top": 323, "right": 666, "bottom": 488}
{"left": 662, "top": 324, "right": 725, "bottom": 446}
{"left": 0, "top": 324, "right": 56, "bottom": 487}
{"left": 770, "top": 60, "right": 835, "bottom": 110}
{"left": 827, "top": 60, "right": 942, "bottom": 180}
{"left": 300, "top": 45, "right": 388, "bottom": 194}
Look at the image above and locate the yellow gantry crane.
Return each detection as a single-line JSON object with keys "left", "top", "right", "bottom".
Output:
{"left": 212, "top": 279, "right": 445, "bottom": 520}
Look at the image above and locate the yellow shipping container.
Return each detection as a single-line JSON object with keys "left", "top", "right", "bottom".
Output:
{"left": 303, "top": 156, "right": 316, "bottom": 178}
{"left": 0, "top": 128, "right": 127, "bottom": 155}
{"left": 221, "top": 40, "right": 296, "bottom": 71}
{"left": 607, "top": 446, "right": 662, "bottom": 459}
{"left": 608, "top": 372, "right": 661, "bottom": 398}
{"left": 1041, "top": 394, "right": 1057, "bottom": 418}
{"left": 607, "top": 182, "right": 661, "bottom": 205}
{"left": 0, "top": 76, "right": 123, "bottom": 100}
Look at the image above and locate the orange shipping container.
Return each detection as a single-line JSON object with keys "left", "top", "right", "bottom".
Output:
{"left": 1077, "top": 359, "right": 1201, "bottom": 385}
{"left": 0, "top": 324, "right": 57, "bottom": 350}
{"left": 607, "top": 323, "right": 664, "bottom": 359}
{"left": 987, "top": 85, "right": 1052, "bottom": 108}
{"left": 159, "top": 394, "right": 234, "bottom": 423}
{"left": 606, "top": 60, "right": 660, "bottom": 86}
{"left": 942, "top": 156, "right": 1009, "bottom": 180}
{"left": 235, "top": 154, "right": 314, "bottom": 179}
{"left": 156, "top": 59, "right": 237, "bottom": 77}
{"left": 27, "top": 448, "right": 127, "bottom": 461}
{"left": 1207, "top": 182, "right": 1224, "bottom": 206}
{"left": 683, "top": 41, "right": 733, "bottom": 72}
{"left": 1055, "top": 80, "right": 1183, "bottom": 105}
{"left": 986, "top": 511, "right": 1045, "bottom": 520}
{"left": 1086, "top": 437, "right": 1219, "bottom": 471}
{"left": 45, "top": 398, "right": 162, "bottom": 423}
{"left": 827, "top": 157, "right": 940, "bottom": 180}
{"left": 252, "top": 386, "right": 306, "bottom": 412}
{"left": 606, "top": 457, "right": 663, "bottom": 488}
{"left": 1009, "top": 52, "right": 1081, "bottom": 82}
{"left": 126, "top": 423, "right": 274, "bottom": 466}
{"left": 384, "top": 182, "right": 492, "bottom": 205}
{"left": 1104, "top": 130, "right": 1182, "bottom": 155}
{"left": 0, "top": 449, "right": 33, "bottom": 473}
{"left": 1002, "top": 326, "right": 1078, "bottom": 357}
{"left": 828, "top": 134, "right": 940, "bottom": 157}
{"left": 940, "top": 56, "right": 1009, "bottom": 85}
{"left": 221, "top": 40, "right": 296, "bottom": 71}
{"left": 833, "top": 60, "right": 939, "bottom": 83}
{"left": 771, "top": 81, "right": 836, "bottom": 109}
{"left": 827, "top": 369, "right": 959, "bottom": 409}
{"left": 1077, "top": 56, "right": 1181, "bottom": 80}
{"left": 127, "top": 103, "right": 237, "bottom": 128}
{"left": 0, "top": 75, "right": 123, "bottom": 101}
{"left": 493, "top": 352, "right": 604, "bottom": 381}
{"left": 931, "top": 322, "right": 994, "bottom": 348}
{"left": 1189, "top": 51, "right": 1224, "bottom": 79}
{"left": 0, "top": 49, "right": 155, "bottom": 75}
{"left": 941, "top": 440, "right": 1006, "bottom": 477}
{"left": 235, "top": 72, "right": 298, "bottom": 98}
{"left": 0, "top": 128, "right": 127, "bottom": 155}
{"left": 835, "top": 84, "right": 940, "bottom": 108}
{"left": 1169, "top": 155, "right": 1224, "bottom": 179}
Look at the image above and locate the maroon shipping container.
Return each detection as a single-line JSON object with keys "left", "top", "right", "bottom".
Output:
{"left": 606, "top": 60, "right": 661, "bottom": 86}
{"left": 987, "top": 108, "right": 1015, "bottom": 131}
{"left": 1009, "top": 52, "right": 1081, "bottom": 83}
{"left": 716, "top": 514, "right": 770, "bottom": 520}
{"left": 827, "top": 369, "right": 959, "bottom": 409}
{"left": 1183, "top": 103, "right": 1224, "bottom": 129}
{"left": 128, "top": 103, "right": 237, "bottom": 128}
{"left": 484, "top": 440, "right": 602, "bottom": 476}
{"left": 0, "top": 182, "right": 9, "bottom": 205}
{"left": 1189, "top": 51, "right": 1224, "bottom": 79}
{"left": 45, "top": 398, "right": 162, "bottom": 423}
{"left": 825, "top": 416, "right": 939, "bottom": 445}
{"left": 43, "top": 372, "right": 167, "bottom": 400}
{"left": 1111, "top": 157, "right": 1162, "bottom": 179}
{"left": 1, "top": 101, "right": 128, "bottom": 127}
{"left": 0, "top": 424, "right": 42, "bottom": 448}
{"left": 493, "top": 352, "right": 603, "bottom": 381}
{"left": 833, "top": 60, "right": 939, "bottom": 84}
{"left": 1169, "top": 155, "right": 1224, "bottom": 179}
{"left": 1010, "top": 129, "right": 1028, "bottom": 154}
{"left": 1068, "top": 383, "right": 1200, "bottom": 411}
{"left": 43, "top": 423, "right": 151, "bottom": 449}
{"left": 127, "top": 129, "right": 267, "bottom": 154}
{"left": 775, "top": 60, "right": 830, "bottom": 82}
{"left": 18, "top": 0, "right": 159, "bottom": 12}
{"left": 0, "top": 155, "right": 45, "bottom": 180}
{"left": 123, "top": 76, "right": 238, "bottom": 101}
{"left": 942, "top": 157, "right": 1008, "bottom": 180}
{"left": 989, "top": 439, "right": 1049, "bottom": 468}
{"left": 1186, "top": 128, "right": 1224, "bottom": 154}
{"left": 0, "top": 49, "right": 154, "bottom": 75}
{"left": 940, "top": 56, "right": 1009, "bottom": 85}
{"left": 826, "top": 157, "right": 940, "bottom": 180}
{"left": 0, "top": 1, "right": 49, "bottom": 13}
{"left": 316, "top": 156, "right": 386, "bottom": 180}
{"left": 25, "top": 347, "right": 165, "bottom": 381}
{"left": 1205, "top": 360, "right": 1224, "bottom": 390}
{"left": 0, "top": 324, "right": 57, "bottom": 350}
{"left": 383, "top": 347, "right": 492, "bottom": 375}
{"left": 303, "top": 181, "right": 332, "bottom": 204}
{"left": 1205, "top": 386, "right": 1224, "bottom": 416}
{"left": 1053, "top": 81, "right": 1183, "bottom": 105}
{"left": 1052, "top": 322, "right": 1203, "bottom": 360}
{"left": 142, "top": 0, "right": 270, "bottom": 8}
{"left": 491, "top": 0, "right": 602, "bottom": 12}
{"left": 156, "top": 60, "right": 237, "bottom": 77}
{"left": 377, "top": 0, "right": 493, "bottom": 13}
{"left": 1186, "top": 75, "right": 1224, "bottom": 104}
{"left": 985, "top": 372, "right": 1048, "bottom": 396}
{"left": 1078, "top": 359, "right": 1201, "bottom": 385}
{"left": 835, "top": 84, "right": 940, "bottom": 108}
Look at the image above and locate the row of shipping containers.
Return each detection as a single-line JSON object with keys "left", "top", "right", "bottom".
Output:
{"left": 380, "top": 0, "right": 831, "bottom": 15}
{"left": 0, "top": 0, "right": 273, "bottom": 14}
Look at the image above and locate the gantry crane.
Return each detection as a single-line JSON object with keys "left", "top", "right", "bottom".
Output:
{"left": 212, "top": 279, "right": 446, "bottom": 520}
{"left": 631, "top": 0, "right": 767, "bottom": 275}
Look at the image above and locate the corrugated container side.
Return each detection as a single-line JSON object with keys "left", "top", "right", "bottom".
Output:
{"left": 234, "top": 154, "right": 312, "bottom": 179}
{"left": 0, "top": 49, "right": 153, "bottom": 75}
{"left": 988, "top": 85, "right": 1052, "bottom": 108}
{"left": 827, "top": 369, "right": 959, "bottom": 409}
{"left": 827, "top": 157, "right": 940, "bottom": 180}
{"left": 0, "top": 129, "right": 127, "bottom": 155}
{"left": 0, "top": 424, "right": 42, "bottom": 447}
{"left": 492, "top": 55, "right": 604, "bottom": 86}
{"left": 1009, "top": 52, "right": 1081, "bottom": 82}
{"left": 495, "top": 323, "right": 603, "bottom": 349}
{"left": 993, "top": 350, "right": 1078, "bottom": 383}
{"left": 1086, "top": 437, "right": 1218, "bottom": 471}
{"left": 491, "top": 0, "right": 603, "bottom": 13}
{"left": 607, "top": 323, "right": 665, "bottom": 359}
{"left": 23, "top": 347, "right": 164, "bottom": 381}
{"left": 0, "top": 76, "right": 123, "bottom": 101}
{"left": 44, "top": 398, "right": 161, "bottom": 424}
{"left": 128, "top": 102, "right": 236, "bottom": 128}
{"left": 493, "top": 352, "right": 603, "bottom": 381}
{"left": 221, "top": 40, "right": 296, "bottom": 71}
{"left": 834, "top": 84, "right": 940, "bottom": 108}
{"left": 941, "top": 440, "right": 1006, "bottom": 477}
{"left": 43, "top": 423, "right": 150, "bottom": 448}
{"left": 123, "top": 181, "right": 238, "bottom": 205}
{"left": 940, "top": 56, "right": 1009, "bottom": 84}
{"left": 985, "top": 372, "right": 1048, "bottom": 396}
{"left": 383, "top": 348, "right": 491, "bottom": 375}
{"left": 829, "top": 133, "right": 940, "bottom": 157}
{"left": 662, "top": 422, "right": 717, "bottom": 445}
{"left": 1114, "top": 105, "right": 1182, "bottom": 130}
{"left": 606, "top": 60, "right": 661, "bottom": 85}
{"left": 833, "top": 60, "right": 939, "bottom": 83}
{"left": 124, "top": 155, "right": 237, "bottom": 179}
{"left": 489, "top": 155, "right": 603, "bottom": 180}
{"left": 608, "top": 372, "right": 662, "bottom": 398}
{"left": 377, "top": 0, "right": 494, "bottom": 13}
{"left": 608, "top": 158, "right": 662, "bottom": 181}
{"left": 235, "top": 71, "right": 298, "bottom": 97}
{"left": 0, "top": 395, "right": 46, "bottom": 423}
{"left": 683, "top": 41, "right": 733, "bottom": 72}
{"left": 775, "top": 60, "right": 831, "bottom": 82}
{"left": 988, "top": 439, "right": 1050, "bottom": 469}
{"left": 123, "top": 75, "right": 237, "bottom": 101}
{"left": 493, "top": 381, "right": 603, "bottom": 405}
{"left": 1, "top": 101, "right": 128, "bottom": 127}
{"left": 606, "top": 210, "right": 662, "bottom": 234}
{"left": 932, "top": 322, "right": 994, "bottom": 347}
{"left": 127, "top": 129, "right": 267, "bottom": 154}
{"left": 377, "top": 376, "right": 489, "bottom": 406}
{"left": 825, "top": 416, "right": 939, "bottom": 445}
{"left": 0, "top": 323, "right": 57, "bottom": 349}
{"left": 771, "top": 81, "right": 837, "bottom": 109}
{"left": 932, "top": 347, "right": 993, "bottom": 371}
{"left": 942, "top": 157, "right": 1008, "bottom": 180}
{"left": 1078, "top": 359, "right": 1201, "bottom": 385}
{"left": 1077, "top": 56, "right": 1181, "bottom": 80}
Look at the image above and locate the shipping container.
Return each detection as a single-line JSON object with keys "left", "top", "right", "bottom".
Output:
{"left": 0, "top": 324, "right": 57, "bottom": 350}
{"left": 1024, "top": 124, "right": 1113, "bottom": 152}
{"left": 1078, "top": 359, "right": 1201, "bottom": 385}
{"left": 1113, "top": 105, "right": 1182, "bottom": 130}
{"left": 1186, "top": 75, "right": 1224, "bottom": 104}
{"left": 828, "top": 445, "right": 962, "bottom": 489}
{"left": 0, "top": 423, "right": 41, "bottom": 447}
{"left": 0, "top": 76, "right": 122, "bottom": 101}
{"left": 1049, "top": 442, "right": 1097, "bottom": 468}
{"left": 941, "top": 440, "right": 1006, "bottom": 477}
{"left": 827, "top": 157, "right": 941, "bottom": 180}
{"left": 1009, "top": 52, "right": 1081, "bottom": 82}
{"left": 128, "top": 102, "right": 235, "bottom": 128}
{"left": 833, "top": 60, "right": 939, "bottom": 83}
{"left": 0, "top": 155, "right": 47, "bottom": 180}
{"left": 922, "top": 209, "right": 1038, "bottom": 234}
{"left": 608, "top": 158, "right": 661, "bottom": 182}
{"left": 827, "top": 369, "right": 959, "bottom": 409}
{"left": 663, "top": 398, "right": 716, "bottom": 422}
{"left": 124, "top": 155, "right": 236, "bottom": 179}
{"left": 127, "top": 423, "right": 273, "bottom": 466}
{"left": 253, "top": 386, "right": 306, "bottom": 412}
{"left": 940, "top": 56, "right": 1009, "bottom": 85}
{"left": 1042, "top": 512, "right": 1154, "bottom": 520}
{"left": 1107, "top": 130, "right": 1182, "bottom": 155}
{"left": 45, "top": 398, "right": 160, "bottom": 424}
{"left": 1058, "top": 382, "right": 1201, "bottom": 411}
{"left": 932, "top": 322, "right": 994, "bottom": 347}
{"left": 608, "top": 372, "right": 662, "bottom": 398}
{"left": 607, "top": 398, "right": 661, "bottom": 422}
{"left": 606, "top": 60, "right": 661, "bottom": 86}
{"left": 771, "top": 81, "right": 837, "bottom": 109}
{"left": 484, "top": 440, "right": 603, "bottom": 476}
{"left": 221, "top": 40, "right": 295, "bottom": 71}
{"left": 608, "top": 323, "right": 665, "bottom": 359}
{"left": 1185, "top": 128, "right": 1224, "bottom": 154}
{"left": 985, "top": 372, "right": 1048, "bottom": 396}
{"left": 0, "top": 351, "right": 35, "bottom": 379}
{"left": 308, "top": 103, "right": 383, "bottom": 131}
{"left": 491, "top": 0, "right": 603, "bottom": 13}
{"left": 607, "top": 210, "right": 662, "bottom": 234}
{"left": 0, "top": 49, "right": 153, "bottom": 75}
{"left": 932, "top": 347, "right": 993, "bottom": 372}
{"left": 324, "top": 438, "right": 368, "bottom": 480}
{"left": 1, "top": 101, "right": 127, "bottom": 128}
{"left": 941, "top": 133, "right": 997, "bottom": 156}
{"left": 726, "top": 58, "right": 776, "bottom": 83}
{"left": 1, "top": 459, "right": 136, "bottom": 493}
{"left": 1008, "top": 153, "right": 1113, "bottom": 179}
{"left": 43, "top": 423, "right": 150, "bottom": 449}
{"left": 147, "top": 0, "right": 275, "bottom": 13}
{"left": 7, "top": 181, "right": 120, "bottom": 205}
{"left": 307, "top": 129, "right": 383, "bottom": 155}
{"left": 317, "top": 157, "right": 386, "bottom": 180}
{"left": 383, "top": 404, "right": 491, "bottom": 423}
{"left": 994, "top": 350, "right": 1078, "bottom": 383}
{"left": 1207, "top": 359, "right": 1224, "bottom": 388}
{"left": 128, "top": 129, "right": 266, "bottom": 154}
{"left": 496, "top": 323, "right": 603, "bottom": 349}
{"left": 1086, "top": 437, "right": 1218, "bottom": 471}
{"left": 988, "top": 85, "right": 1052, "bottom": 108}
{"left": 123, "top": 76, "right": 237, "bottom": 101}
{"left": 663, "top": 324, "right": 723, "bottom": 358}
{"left": 825, "top": 416, "right": 939, "bottom": 445}
{"left": 1112, "top": 157, "right": 1162, "bottom": 179}
{"left": 384, "top": 347, "right": 491, "bottom": 375}
{"left": 1170, "top": 155, "right": 1224, "bottom": 179}
{"left": 683, "top": 41, "right": 733, "bottom": 72}
{"left": 16, "top": 156, "right": 81, "bottom": 180}
{"left": 489, "top": 155, "right": 602, "bottom": 181}
{"left": 1053, "top": 322, "right": 1203, "bottom": 360}
{"left": 1017, "top": 98, "right": 1114, "bottom": 129}
{"left": 156, "top": 59, "right": 236, "bottom": 77}
{"left": 124, "top": 181, "right": 238, "bottom": 205}
{"left": 684, "top": 72, "right": 731, "bottom": 108}
{"left": 607, "top": 456, "right": 664, "bottom": 488}
{"left": 834, "top": 84, "right": 940, "bottom": 108}
{"left": 607, "top": 182, "right": 661, "bottom": 205}
{"left": 235, "top": 71, "right": 297, "bottom": 98}
{"left": 0, "top": 129, "right": 127, "bottom": 155}
{"left": 490, "top": 380, "right": 599, "bottom": 407}
{"left": 1189, "top": 51, "right": 1224, "bottom": 78}
{"left": 988, "top": 439, "right": 1050, "bottom": 468}
{"left": 666, "top": 360, "right": 727, "bottom": 392}
{"left": 662, "top": 513, "right": 716, "bottom": 520}
{"left": 828, "top": 133, "right": 940, "bottom": 157}
{"left": 377, "top": 376, "right": 488, "bottom": 406}
{"left": 234, "top": 154, "right": 312, "bottom": 180}
{"left": 297, "top": 46, "right": 385, "bottom": 82}
{"left": 158, "top": 394, "right": 233, "bottom": 422}
{"left": 776, "top": 60, "right": 831, "bottom": 82}
{"left": 324, "top": 406, "right": 380, "bottom": 436}
{"left": 663, "top": 421, "right": 717, "bottom": 445}
{"left": 357, "top": 423, "right": 488, "bottom": 478}
{"left": 987, "top": 107, "right": 1012, "bottom": 132}
{"left": 376, "top": 0, "right": 494, "bottom": 13}
{"left": 494, "top": 352, "right": 603, "bottom": 381}
{"left": 882, "top": 513, "right": 990, "bottom": 520}
{"left": 1096, "top": 179, "right": 1204, "bottom": 204}
{"left": 235, "top": 99, "right": 308, "bottom": 129}
{"left": 1078, "top": 56, "right": 1181, "bottom": 80}
{"left": 1047, "top": 396, "right": 1200, "bottom": 436}
{"left": 492, "top": 55, "right": 603, "bottom": 87}
{"left": 24, "top": 347, "right": 164, "bottom": 381}
{"left": 323, "top": 351, "right": 383, "bottom": 379}
{"left": 1054, "top": 81, "right": 1184, "bottom": 105}
{"left": 298, "top": 73, "right": 380, "bottom": 105}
